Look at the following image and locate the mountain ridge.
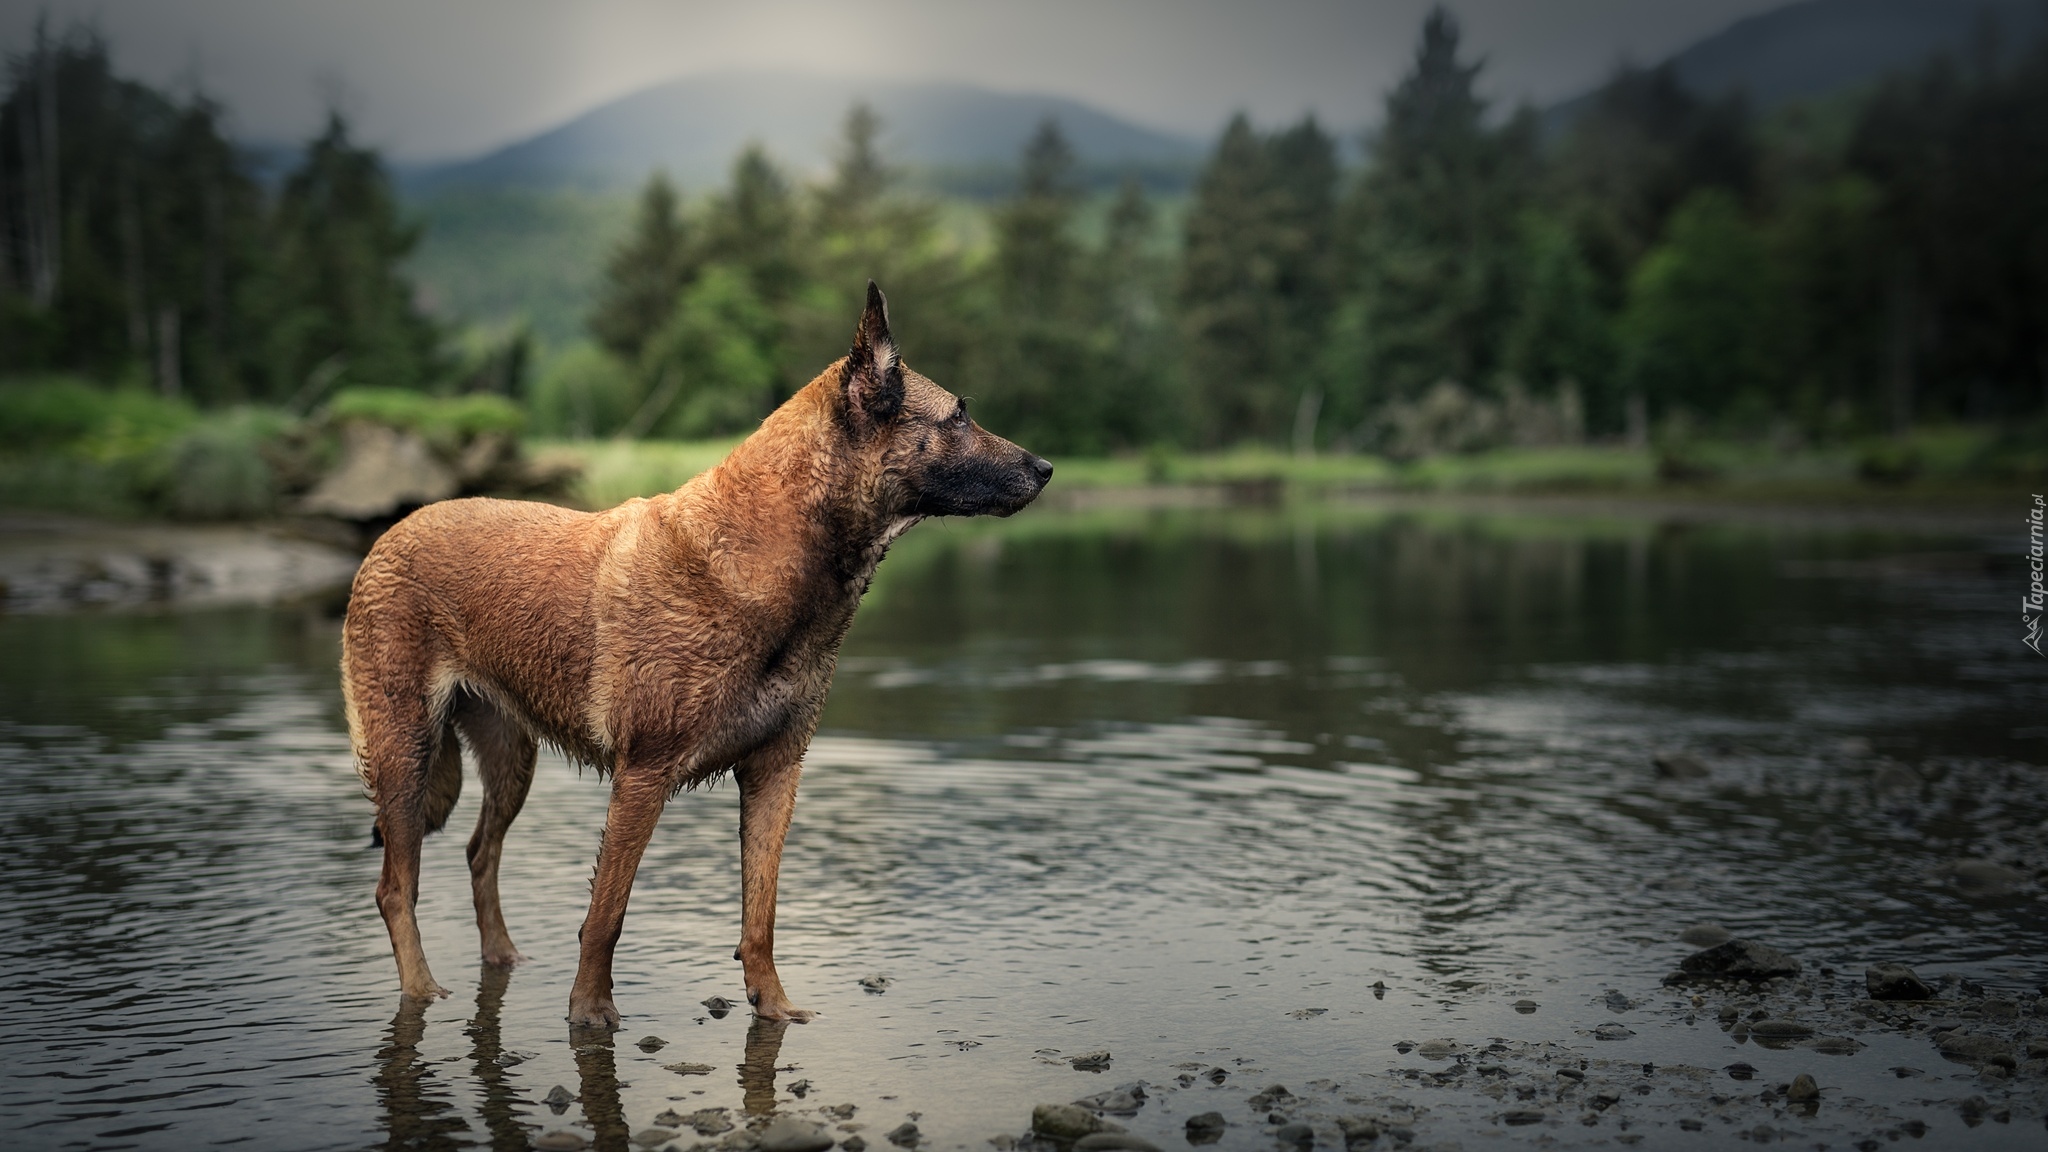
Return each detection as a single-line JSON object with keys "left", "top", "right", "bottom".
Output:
{"left": 402, "top": 71, "right": 1204, "bottom": 195}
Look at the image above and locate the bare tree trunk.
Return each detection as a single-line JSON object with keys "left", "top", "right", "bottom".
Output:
{"left": 156, "top": 306, "right": 182, "bottom": 398}
{"left": 1625, "top": 392, "right": 1648, "bottom": 450}
{"left": 1886, "top": 262, "right": 1915, "bottom": 435}
{"left": 0, "top": 131, "right": 14, "bottom": 296}
{"left": 33, "top": 22, "right": 60, "bottom": 308}
{"left": 121, "top": 165, "right": 148, "bottom": 355}
{"left": 203, "top": 171, "right": 224, "bottom": 389}
{"left": 17, "top": 60, "right": 46, "bottom": 309}
{"left": 1291, "top": 388, "right": 1322, "bottom": 457}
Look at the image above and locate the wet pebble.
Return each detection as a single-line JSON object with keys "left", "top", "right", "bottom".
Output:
{"left": 1185, "top": 1111, "right": 1227, "bottom": 1142}
{"left": 1246, "top": 1085, "right": 1297, "bottom": 1112}
{"left": 632, "top": 1129, "right": 679, "bottom": 1148}
{"left": 1653, "top": 752, "right": 1711, "bottom": 779}
{"left": 1786, "top": 1074, "right": 1819, "bottom": 1104}
{"left": 1865, "top": 963, "right": 1934, "bottom": 1001}
{"left": 636, "top": 1035, "right": 668, "bottom": 1052}
{"left": 1069, "top": 1050, "right": 1113, "bottom": 1070}
{"left": 884, "top": 1122, "right": 919, "bottom": 1148}
{"left": 702, "top": 996, "right": 735, "bottom": 1017}
{"left": 1415, "top": 1039, "right": 1462, "bottom": 1060}
{"left": 1073, "top": 1083, "right": 1146, "bottom": 1115}
{"left": 841, "top": 1139, "right": 867, "bottom": 1152}
{"left": 1335, "top": 1117, "right": 1378, "bottom": 1145}
{"left": 1673, "top": 938, "right": 1800, "bottom": 982}
{"left": 757, "top": 1118, "right": 835, "bottom": 1152}
{"left": 535, "top": 1134, "right": 589, "bottom": 1152}
{"left": 1750, "top": 1020, "right": 1814, "bottom": 1039}
{"left": 684, "top": 1109, "right": 734, "bottom": 1136}
{"left": 1937, "top": 1033, "right": 2017, "bottom": 1069}
{"left": 1272, "top": 1122, "right": 1314, "bottom": 1146}
{"left": 543, "top": 1085, "right": 576, "bottom": 1107}
{"left": 654, "top": 1111, "right": 687, "bottom": 1128}
{"left": 1032, "top": 1103, "right": 1121, "bottom": 1141}
{"left": 1502, "top": 1110, "right": 1546, "bottom": 1126}
{"left": 859, "top": 974, "right": 892, "bottom": 993}
{"left": 1592, "top": 1023, "right": 1634, "bottom": 1040}
{"left": 1074, "top": 1135, "right": 1161, "bottom": 1152}
{"left": 1602, "top": 989, "right": 1635, "bottom": 1013}
{"left": 1512, "top": 999, "right": 1540, "bottom": 1014}
{"left": 664, "top": 1061, "right": 717, "bottom": 1076}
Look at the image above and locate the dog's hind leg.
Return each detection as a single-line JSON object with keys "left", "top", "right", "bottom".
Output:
{"left": 367, "top": 711, "right": 458, "bottom": 1001}
{"left": 456, "top": 695, "right": 536, "bottom": 967}
{"left": 567, "top": 770, "right": 667, "bottom": 1029}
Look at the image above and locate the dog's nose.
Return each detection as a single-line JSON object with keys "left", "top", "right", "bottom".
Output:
{"left": 1030, "top": 456, "right": 1054, "bottom": 485}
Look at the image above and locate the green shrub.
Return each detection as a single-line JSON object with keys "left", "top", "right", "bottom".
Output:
{"left": 0, "top": 376, "right": 195, "bottom": 454}
{"left": 324, "top": 387, "right": 525, "bottom": 447}
{"left": 144, "top": 409, "right": 294, "bottom": 519}
{"left": 526, "top": 342, "right": 641, "bottom": 438}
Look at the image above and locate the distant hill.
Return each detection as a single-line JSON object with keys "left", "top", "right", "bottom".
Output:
{"left": 401, "top": 72, "right": 1204, "bottom": 196}
{"left": 1548, "top": 0, "right": 2046, "bottom": 128}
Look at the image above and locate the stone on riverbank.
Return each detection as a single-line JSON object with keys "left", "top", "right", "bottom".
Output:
{"left": 757, "top": 1118, "right": 835, "bottom": 1152}
{"left": 1032, "top": 1104, "right": 1122, "bottom": 1142}
{"left": 1673, "top": 938, "right": 1800, "bottom": 982}
{"left": 1787, "top": 1074, "right": 1819, "bottom": 1104}
{"left": 1866, "top": 963, "right": 1934, "bottom": 1000}
{"left": 1073, "top": 1134, "right": 1160, "bottom": 1152}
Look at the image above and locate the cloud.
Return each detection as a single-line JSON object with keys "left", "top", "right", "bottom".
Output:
{"left": 1, "top": 0, "right": 1785, "bottom": 160}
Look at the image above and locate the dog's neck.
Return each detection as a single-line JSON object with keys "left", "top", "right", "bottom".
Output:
{"left": 688, "top": 377, "right": 915, "bottom": 604}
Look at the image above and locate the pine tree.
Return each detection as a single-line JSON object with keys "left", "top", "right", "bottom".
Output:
{"left": 1341, "top": 7, "right": 1535, "bottom": 411}
{"left": 588, "top": 172, "right": 696, "bottom": 365}
{"left": 704, "top": 145, "right": 797, "bottom": 307}
{"left": 1178, "top": 114, "right": 1339, "bottom": 444}
{"left": 260, "top": 112, "right": 441, "bottom": 399}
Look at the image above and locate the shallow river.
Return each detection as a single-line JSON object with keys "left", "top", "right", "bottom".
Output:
{"left": 3, "top": 499, "right": 2045, "bottom": 1151}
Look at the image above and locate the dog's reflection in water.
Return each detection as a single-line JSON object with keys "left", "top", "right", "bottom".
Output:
{"left": 569, "top": 1026, "right": 632, "bottom": 1152}
{"left": 739, "top": 1017, "right": 791, "bottom": 1115}
{"left": 468, "top": 966, "right": 533, "bottom": 1152}
{"left": 374, "top": 996, "right": 468, "bottom": 1152}
{"left": 377, "top": 983, "right": 794, "bottom": 1150}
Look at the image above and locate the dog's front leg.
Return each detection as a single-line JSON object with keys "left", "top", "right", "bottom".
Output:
{"left": 736, "top": 745, "right": 814, "bottom": 1022}
{"left": 568, "top": 771, "right": 667, "bottom": 1029}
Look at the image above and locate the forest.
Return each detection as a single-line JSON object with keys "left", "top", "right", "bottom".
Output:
{"left": 2, "top": 10, "right": 2045, "bottom": 476}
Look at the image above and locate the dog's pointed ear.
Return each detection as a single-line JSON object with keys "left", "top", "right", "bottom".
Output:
{"left": 843, "top": 280, "right": 903, "bottom": 425}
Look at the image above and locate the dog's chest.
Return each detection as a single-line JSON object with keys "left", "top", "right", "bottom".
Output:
{"left": 693, "top": 621, "right": 842, "bottom": 765}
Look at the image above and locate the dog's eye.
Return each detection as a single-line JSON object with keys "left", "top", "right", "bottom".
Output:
{"left": 951, "top": 404, "right": 969, "bottom": 428}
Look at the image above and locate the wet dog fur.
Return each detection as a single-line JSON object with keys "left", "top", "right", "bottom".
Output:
{"left": 341, "top": 284, "right": 1050, "bottom": 1027}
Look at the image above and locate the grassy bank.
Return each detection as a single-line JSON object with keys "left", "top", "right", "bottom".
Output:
{"left": 542, "top": 429, "right": 2038, "bottom": 512}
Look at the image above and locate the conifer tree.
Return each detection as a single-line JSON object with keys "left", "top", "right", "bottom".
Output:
{"left": 261, "top": 112, "right": 441, "bottom": 398}
{"left": 588, "top": 172, "right": 695, "bottom": 364}
{"left": 704, "top": 145, "right": 798, "bottom": 307}
{"left": 1342, "top": 6, "right": 1535, "bottom": 409}
{"left": 1179, "top": 113, "right": 1338, "bottom": 444}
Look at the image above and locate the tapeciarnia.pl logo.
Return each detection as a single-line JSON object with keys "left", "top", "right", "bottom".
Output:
{"left": 2028, "top": 493, "right": 2045, "bottom": 656}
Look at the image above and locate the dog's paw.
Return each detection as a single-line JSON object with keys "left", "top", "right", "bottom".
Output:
{"left": 481, "top": 948, "right": 529, "bottom": 968}
{"left": 749, "top": 992, "right": 816, "bottom": 1023}
{"left": 567, "top": 996, "right": 622, "bottom": 1030}
{"left": 403, "top": 980, "right": 452, "bottom": 1000}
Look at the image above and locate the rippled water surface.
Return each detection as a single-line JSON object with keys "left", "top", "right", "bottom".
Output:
{"left": 3, "top": 501, "right": 2045, "bottom": 1150}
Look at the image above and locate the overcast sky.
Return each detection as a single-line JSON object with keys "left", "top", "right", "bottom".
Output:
{"left": 0, "top": 0, "right": 1789, "bottom": 160}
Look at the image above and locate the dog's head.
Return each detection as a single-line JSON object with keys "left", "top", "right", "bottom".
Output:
{"left": 839, "top": 281, "right": 1052, "bottom": 518}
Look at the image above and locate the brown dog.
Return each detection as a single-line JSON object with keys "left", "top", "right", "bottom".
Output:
{"left": 342, "top": 283, "right": 1050, "bottom": 1027}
